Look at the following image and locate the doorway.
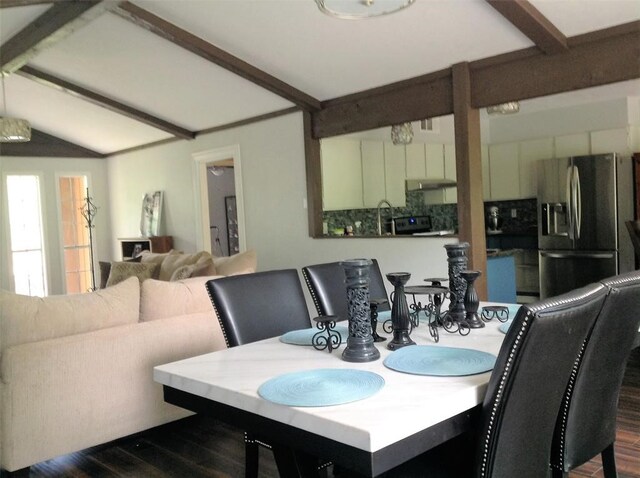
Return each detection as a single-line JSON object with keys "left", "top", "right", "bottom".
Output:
{"left": 192, "top": 145, "right": 246, "bottom": 255}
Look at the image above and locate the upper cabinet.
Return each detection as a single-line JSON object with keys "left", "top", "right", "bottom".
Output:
{"left": 519, "top": 138, "right": 553, "bottom": 199}
{"left": 361, "top": 140, "right": 386, "bottom": 208}
{"left": 384, "top": 142, "right": 407, "bottom": 207}
{"left": 488, "top": 142, "right": 520, "bottom": 200}
{"left": 321, "top": 138, "right": 363, "bottom": 211}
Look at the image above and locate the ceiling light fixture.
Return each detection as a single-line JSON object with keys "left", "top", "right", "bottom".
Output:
{"left": 0, "top": 73, "right": 31, "bottom": 143}
{"left": 391, "top": 122, "right": 413, "bottom": 145}
{"left": 314, "top": 0, "right": 415, "bottom": 19}
{"left": 486, "top": 101, "right": 520, "bottom": 115}
{"left": 208, "top": 166, "right": 225, "bottom": 176}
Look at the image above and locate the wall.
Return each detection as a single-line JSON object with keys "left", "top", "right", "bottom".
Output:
{"left": 107, "top": 112, "right": 454, "bottom": 298}
{"left": 0, "top": 156, "right": 110, "bottom": 295}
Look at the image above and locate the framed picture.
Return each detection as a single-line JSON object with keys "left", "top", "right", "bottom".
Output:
{"left": 140, "top": 191, "right": 163, "bottom": 237}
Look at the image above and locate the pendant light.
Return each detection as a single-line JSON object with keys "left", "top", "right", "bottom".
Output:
{"left": 0, "top": 73, "right": 31, "bottom": 143}
{"left": 315, "top": 0, "right": 415, "bottom": 19}
{"left": 391, "top": 122, "right": 413, "bottom": 145}
{"left": 486, "top": 101, "right": 520, "bottom": 115}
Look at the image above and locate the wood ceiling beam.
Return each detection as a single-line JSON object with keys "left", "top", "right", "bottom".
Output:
{"left": 114, "top": 1, "right": 321, "bottom": 112}
{"left": 485, "top": 0, "right": 568, "bottom": 55}
{"left": 0, "top": 128, "right": 105, "bottom": 158}
{"left": 313, "top": 22, "right": 640, "bottom": 138}
{"left": 0, "top": 1, "right": 63, "bottom": 7}
{"left": 0, "top": 1, "right": 111, "bottom": 73}
{"left": 471, "top": 21, "right": 640, "bottom": 108}
{"left": 18, "top": 65, "right": 195, "bottom": 139}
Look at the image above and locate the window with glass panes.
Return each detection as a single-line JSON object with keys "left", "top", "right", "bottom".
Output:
{"left": 6, "top": 175, "right": 47, "bottom": 296}
{"left": 59, "top": 176, "right": 92, "bottom": 294}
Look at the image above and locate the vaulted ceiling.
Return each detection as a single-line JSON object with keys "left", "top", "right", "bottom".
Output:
{"left": 1, "top": 0, "right": 639, "bottom": 158}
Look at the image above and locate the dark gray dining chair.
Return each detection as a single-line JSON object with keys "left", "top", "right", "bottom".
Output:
{"left": 205, "top": 270, "right": 329, "bottom": 478}
{"left": 550, "top": 270, "right": 640, "bottom": 478}
{"left": 302, "top": 259, "right": 390, "bottom": 320}
{"left": 387, "top": 282, "right": 610, "bottom": 478}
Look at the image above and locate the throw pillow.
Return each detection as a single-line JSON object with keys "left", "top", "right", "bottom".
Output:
{"left": 139, "top": 249, "right": 178, "bottom": 266}
{"left": 213, "top": 249, "right": 257, "bottom": 276}
{"left": 0, "top": 277, "right": 140, "bottom": 355}
{"left": 105, "top": 262, "right": 160, "bottom": 287}
{"left": 140, "top": 276, "right": 223, "bottom": 321}
{"left": 159, "top": 251, "right": 211, "bottom": 281}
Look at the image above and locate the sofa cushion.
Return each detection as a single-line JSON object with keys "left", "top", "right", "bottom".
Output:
{"left": 106, "top": 261, "right": 160, "bottom": 287}
{"left": 139, "top": 249, "right": 177, "bottom": 266}
{"left": 0, "top": 276, "right": 140, "bottom": 355}
{"left": 140, "top": 276, "right": 223, "bottom": 321}
{"left": 213, "top": 249, "right": 257, "bottom": 276}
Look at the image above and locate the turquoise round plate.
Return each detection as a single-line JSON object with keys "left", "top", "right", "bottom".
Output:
{"left": 258, "top": 369, "right": 385, "bottom": 407}
{"left": 384, "top": 345, "right": 496, "bottom": 376}
{"left": 280, "top": 324, "right": 349, "bottom": 345}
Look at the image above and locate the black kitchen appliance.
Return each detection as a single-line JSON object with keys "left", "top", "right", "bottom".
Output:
{"left": 393, "top": 216, "right": 432, "bottom": 235}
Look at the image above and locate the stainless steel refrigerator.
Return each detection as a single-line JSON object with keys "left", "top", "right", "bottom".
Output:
{"left": 537, "top": 153, "right": 634, "bottom": 299}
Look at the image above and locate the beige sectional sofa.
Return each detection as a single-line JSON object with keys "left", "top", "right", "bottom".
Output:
{"left": 0, "top": 250, "right": 256, "bottom": 472}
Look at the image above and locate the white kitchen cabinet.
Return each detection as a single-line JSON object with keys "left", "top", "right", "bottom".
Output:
{"left": 361, "top": 140, "right": 386, "bottom": 208}
{"left": 384, "top": 142, "right": 407, "bottom": 207}
{"left": 422, "top": 143, "right": 446, "bottom": 204}
{"left": 488, "top": 142, "right": 520, "bottom": 200}
{"left": 321, "top": 138, "right": 363, "bottom": 211}
{"left": 443, "top": 144, "right": 458, "bottom": 204}
{"left": 405, "top": 143, "right": 427, "bottom": 179}
{"left": 591, "top": 127, "right": 633, "bottom": 155}
{"left": 519, "top": 138, "right": 552, "bottom": 199}
{"left": 554, "top": 132, "right": 590, "bottom": 158}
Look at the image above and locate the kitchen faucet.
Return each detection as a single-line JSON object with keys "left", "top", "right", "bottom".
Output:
{"left": 377, "top": 199, "right": 395, "bottom": 236}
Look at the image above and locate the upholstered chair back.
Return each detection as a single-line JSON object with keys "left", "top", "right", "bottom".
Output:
{"left": 206, "top": 269, "right": 311, "bottom": 347}
{"left": 477, "top": 282, "right": 609, "bottom": 478}
{"left": 302, "top": 259, "right": 390, "bottom": 321}
{"left": 550, "top": 270, "right": 640, "bottom": 477}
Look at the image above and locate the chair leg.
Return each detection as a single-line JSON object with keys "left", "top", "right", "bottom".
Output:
{"left": 245, "top": 441, "right": 259, "bottom": 478}
{"left": 601, "top": 443, "right": 618, "bottom": 478}
{"left": 551, "top": 468, "right": 568, "bottom": 478}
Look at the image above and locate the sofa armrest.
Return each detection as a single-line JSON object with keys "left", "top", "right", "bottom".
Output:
{"left": 0, "top": 312, "right": 226, "bottom": 471}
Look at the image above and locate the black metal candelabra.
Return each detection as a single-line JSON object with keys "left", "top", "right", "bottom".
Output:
{"left": 79, "top": 188, "right": 98, "bottom": 292}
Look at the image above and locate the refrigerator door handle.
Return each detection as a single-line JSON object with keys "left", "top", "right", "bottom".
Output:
{"left": 565, "top": 165, "right": 574, "bottom": 239}
{"left": 573, "top": 166, "right": 582, "bottom": 239}
{"left": 540, "top": 251, "right": 615, "bottom": 259}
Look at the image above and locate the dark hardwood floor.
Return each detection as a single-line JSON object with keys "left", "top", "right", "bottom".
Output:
{"left": 5, "top": 347, "right": 640, "bottom": 478}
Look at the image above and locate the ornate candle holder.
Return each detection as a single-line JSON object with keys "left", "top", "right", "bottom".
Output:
{"left": 481, "top": 305, "right": 511, "bottom": 323}
{"left": 340, "top": 259, "right": 380, "bottom": 362}
{"left": 369, "top": 298, "right": 387, "bottom": 342}
{"left": 386, "top": 272, "right": 416, "bottom": 350}
{"left": 444, "top": 243, "right": 469, "bottom": 323}
{"left": 460, "top": 270, "right": 484, "bottom": 328}
{"left": 312, "top": 315, "right": 342, "bottom": 352}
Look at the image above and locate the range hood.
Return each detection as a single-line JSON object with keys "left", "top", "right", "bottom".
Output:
{"left": 406, "top": 178, "right": 457, "bottom": 191}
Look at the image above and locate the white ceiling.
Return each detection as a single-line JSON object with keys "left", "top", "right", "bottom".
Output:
{"left": 1, "top": 0, "right": 639, "bottom": 155}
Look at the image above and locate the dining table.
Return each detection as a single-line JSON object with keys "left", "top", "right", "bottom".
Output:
{"left": 153, "top": 302, "right": 516, "bottom": 477}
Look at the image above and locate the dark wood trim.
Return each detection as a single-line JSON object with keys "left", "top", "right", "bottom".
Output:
{"left": 0, "top": 1, "right": 109, "bottom": 73}
{"left": 107, "top": 137, "right": 182, "bottom": 157}
{"left": 0, "top": 0, "right": 61, "bottom": 7}
{"left": 196, "top": 106, "right": 299, "bottom": 136}
{"left": 163, "top": 385, "right": 480, "bottom": 477}
{"left": 470, "top": 21, "right": 640, "bottom": 108}
{"left": 485, "top": 0, "right": 568, "bottom": 55}
{"left": 0, "top": 128, "right": 105, "bottom": 158}
{"left": 452, "top": 62, "right": 488, "bottom": 300}
{"left": 313, "top": 71, "right": 453, "bottom": 138}
{"left": 114, "top": 2, "right": 321, "bottom": 112}
{"left": 312, "top": 22, "right": 640, "bottom": 138}
{"left": 303, "top": 110, "right": 323, "bottom": 237}
{"left": 18, "top": 65, "right": 195, "bottom": 140}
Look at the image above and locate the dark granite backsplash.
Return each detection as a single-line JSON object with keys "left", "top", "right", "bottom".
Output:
{"left": 323, "top": 192, "right": 537, "bottom": 237}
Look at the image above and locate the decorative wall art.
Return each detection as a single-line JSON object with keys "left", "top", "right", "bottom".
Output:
{"left": 140, "top": 191, "right": 163, "bottom": 237}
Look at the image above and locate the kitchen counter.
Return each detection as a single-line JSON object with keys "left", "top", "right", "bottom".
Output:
{"left": 486, "top": 248, "right": 519, "bottom": 258}
{"left": 318, "top": 233, "right": 458, "bottom": 239}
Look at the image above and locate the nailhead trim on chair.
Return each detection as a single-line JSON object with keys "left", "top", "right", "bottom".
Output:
{"left": 205, "top": 284, "right": 231, "bottom": 348}
{"left": 480, "top": 286, "right": 606, "bottom": 478}
{"left": 551, "top": 339, "right": 589, "bottom": 471}
{"left": 302, "top": 269, "right": 324, "bottom": 316}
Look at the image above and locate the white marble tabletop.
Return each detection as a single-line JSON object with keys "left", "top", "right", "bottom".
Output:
{"left": 154, "top": 303, "right": 512, "bottom": 455}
